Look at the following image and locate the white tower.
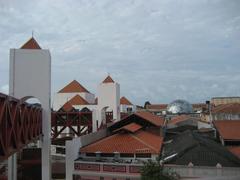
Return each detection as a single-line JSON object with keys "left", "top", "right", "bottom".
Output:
{"left": 9, "top": 37, "right": 51, "bottom": 180}
{"left": 97, "top": 75, "right": 120, "bottom": 125}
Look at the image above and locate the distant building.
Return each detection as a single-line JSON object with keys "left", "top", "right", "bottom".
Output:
{"left": 69, "top": 111, "right": 165, "bottom": 180}
{"left": 52, "top": 76, "right": 137, "bottom": 133}
{"left": 211, "top": 97, "right": 240, "bottom": 106}
{"left": 211, "top": 103, "right": 240, "bottom": 121}
{"left": 162, "top": 130, "right": 240, "bottom": 167}
{"left": 213, "top": 120, "right": 240, "bottom": 159}
{"left": 145, "top": 101, "right": 207, "bottom": 115}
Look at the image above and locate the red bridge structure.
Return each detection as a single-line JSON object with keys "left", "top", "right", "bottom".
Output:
{"left": 0, "top": 93, "right": 42, "bottom": 161}
{"left": 0, "top": 93, "right": 43, "bottom": 180}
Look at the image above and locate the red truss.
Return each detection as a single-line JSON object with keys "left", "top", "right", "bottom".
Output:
{"left": 51, "top": 111, "right": 92, "bottom": 139}
{"left": 0, "top": 93, "right": 42, "bottom": 161}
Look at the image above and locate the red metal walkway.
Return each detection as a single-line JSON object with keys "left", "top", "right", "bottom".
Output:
{"left": 0, "top": 93, "right": 42, "bottom": 161}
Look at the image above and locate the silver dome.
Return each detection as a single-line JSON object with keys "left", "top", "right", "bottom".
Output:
{"left": 167, "top": 99, "right": 193, "bottom": 114}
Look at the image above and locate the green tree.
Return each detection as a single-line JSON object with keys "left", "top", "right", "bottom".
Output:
{"left": 140, "top": 160, "right": 180, "bottom": 180}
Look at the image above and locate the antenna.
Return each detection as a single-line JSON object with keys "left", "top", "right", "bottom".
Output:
{"left": 32, "top": 30, "right": 34, "bottom": 38}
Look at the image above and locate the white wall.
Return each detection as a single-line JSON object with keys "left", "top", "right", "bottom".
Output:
{"left": 120, "top": 104, "right": 136, "bottom": 113}
{"left": 52, "top": 92, "right": 95, "bottom": 111}
{"left": 9, "top": 48, "right": 51, "bottom": 180}
{"left": 97, "top": 82, "right": 120, "bottom": 124}
{"left": 66, "top": 129, "right": 107, "bottom": 180}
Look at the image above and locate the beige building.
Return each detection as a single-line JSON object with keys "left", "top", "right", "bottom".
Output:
{"left": 211, "top": 97, "right": 240, "bottom": 106}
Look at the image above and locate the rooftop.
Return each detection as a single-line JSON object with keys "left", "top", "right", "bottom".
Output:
{"left": 80, "top": 130, "right": 163, "bottom": 154}
{"left": 163, "top": 130, "right": 240, "bottom": 167}
{"left": 213, "top": 120, "right": 240, "bottom": 140}
{"left": 58, "top": 80, "right": 90, "bottom": 93}
{"left": 21, "top": 37, "right": 41, "bottom": 49}
{"left": 120, "top": 96, "right": 133, "bottom": 105}
{"left": 102, "top": 75, "right": 114, "bottom": 83}
{"left": 211, "top": 103, "right": 240, "bottom": 114}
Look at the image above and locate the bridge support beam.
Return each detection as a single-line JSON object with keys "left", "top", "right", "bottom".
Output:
{"left": 7, "top": 154, "right": 17, "bottom": 180}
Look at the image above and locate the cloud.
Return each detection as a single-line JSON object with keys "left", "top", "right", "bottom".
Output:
{"left": 0, "top": 84, "right": 9, "bottom": 94}
{"left": 0, "top": 0, "right": 240, "bottom": 105}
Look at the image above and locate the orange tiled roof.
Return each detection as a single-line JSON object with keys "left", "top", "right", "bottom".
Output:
{"left": 61, "top": 101, "right": 74, "bottom": 112}
{"left": 211, "top": 103, "right": 240, "bottom": 114}
{"left": 168, "top": 115, "right": 191, "bottom": 125}
{"left": 102, "top": 75, "right": 114, "bottom": 83}
{"left": 213, "top": 120, "right": 240, "bottom": 140}
{"left": 67, "top": 95, "right": 89, "bottom": 105}
{"left": 146, "top": 104, "right": 168, "bottom": 110}
{"left": 114, "top": 123, "right": 142, "bottom": 133}
{"left": 80, "top": 130, "right": 163, "bottom": 154}
{"left": 135, "top": 111, "right": 164, "bottom": 127}
{"left": 192, "top": 103, "right": 207, "bottom": 109}
{"left": 58, "top": 80, "right": 90, "bottom": 93}
{"left": 228, "top": 147, "right": 240, "bottom": 159}
{"left": 120, "top": 96, "right": 133, "bottom": 105}
{"left": 21, "top": 37, "right": 41, "bottom": 49}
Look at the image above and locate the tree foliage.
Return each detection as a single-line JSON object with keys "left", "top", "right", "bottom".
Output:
{"left": 140, "top": 160, "right": 180, "bottom": 180}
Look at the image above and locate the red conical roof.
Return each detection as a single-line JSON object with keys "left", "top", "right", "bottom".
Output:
{"left": 67, "top": 95, "right": 89, "bottom": 105}
{"left": 102, "top": 75, "right": 114, "bottom": 83}
{"left": 120, "top": 96, "right": 133, "bottom": 105}
{"left": 21, "top": 37, "right": 41, "bottom": 49}
{"left": 58, "top": 80, "right": 90, "bottom": 93}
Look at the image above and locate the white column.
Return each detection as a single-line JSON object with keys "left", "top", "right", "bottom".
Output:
{"left": 8, "top": 153, "right": 17, "bottom": 180}
{"left": 41, "top": 109, "right": 52, "bottom": 180}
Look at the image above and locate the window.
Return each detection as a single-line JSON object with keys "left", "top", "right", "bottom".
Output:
{"left": 136, "top": 153, "right": 151, "bottom": 158}
{"left": 120, "top": 153, "right": 134, "bottom": 158}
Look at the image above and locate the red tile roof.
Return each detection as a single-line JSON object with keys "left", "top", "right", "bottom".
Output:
{"left": 80, "top": 130, "right": 163, "bottom": 154}
{"left": 58, "top": 80, "right": 90, "bottom": 93}
{"left": 213, "top": 120, "right": 240, "bottom": 140}
{"left": 135, "top": 111, "right": 165, "bottom": 127}
{"left": 211, "top": 103, "right": 240, "bottom": 114}
{"left": 228, "top": 147, "right": 240, "bottom": 159}
{"left": 146, "top": 104, "right": 168, "bottom": 110}
{"left": 67, "top": 95, "right": 89, "bottom": 105}
{"left": 192, "top": 103, "right": 207, "bottom": 109}
{"left": 168, "top": 115, "right": 191, "bottom": 125}
{"left": 120, "top": 96, "right": 133, "bottom": 105}
{"left": 61, "top": 101, "right": 74, "bottom": 112}
{"left": 114, "top": 123, "right": 142, "bottom": 133}
{"left": 102, "top": 75, "right": 114, "bottom": 83}
{"left": 21, "top": 37, "right": 41, "bottom": 49}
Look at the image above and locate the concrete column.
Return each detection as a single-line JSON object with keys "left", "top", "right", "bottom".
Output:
{"left": 8, "top": 153, "right": 17, "bottom": 180}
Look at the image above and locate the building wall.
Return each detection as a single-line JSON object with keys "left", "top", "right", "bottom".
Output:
{"left": 120, "top": 104, "right": 136, "bottom": 113}
{"left": 211, "top": 97, "right": 240, "bottom": 106}
{"left": 211, "top": 114, "right": 240, "bottom": 121}
{"left": 9, "top": 48, "right": 51, "bottom": 180}
{"left": 73, "top": 161, "right": 240, "bottom": 180}
{"left": 97, "top": 82, "right": 120, "bottom": 123}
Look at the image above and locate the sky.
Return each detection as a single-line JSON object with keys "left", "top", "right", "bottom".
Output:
{"left": 0, "top": 0, "right": 240, "bottom": 106}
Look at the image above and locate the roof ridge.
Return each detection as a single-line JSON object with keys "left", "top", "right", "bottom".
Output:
{"left": 130, "top": 132, "right": 159, "bottom": 153}
{"left": 58, "top": 80, "right": 90, "bottom": 93}
{"left": 21, "top": 37, "right": 41, "bottom": 49}
{"left": 102, "top": 75, "right": 114, "bottom": 83}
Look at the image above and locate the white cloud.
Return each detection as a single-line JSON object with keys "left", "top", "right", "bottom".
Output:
{"left": 0, "top": 84, "right": 9, "bottom": 94}
{"left": 0, "top": 0, "right": 240, "bottom": 105}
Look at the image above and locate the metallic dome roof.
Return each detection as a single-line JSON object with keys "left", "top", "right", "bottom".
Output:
{"left": 167, "top": 99, "right": 193, "bottom": 114}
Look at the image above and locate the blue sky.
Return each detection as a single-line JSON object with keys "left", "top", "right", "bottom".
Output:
{"left": 0, "top": 0, "right": 240, "bottom": 105}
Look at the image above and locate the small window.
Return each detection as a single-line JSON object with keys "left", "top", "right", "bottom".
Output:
{"left": 127, "top": 107, "right": 132, "bottom": 112}
{"left": 136, "top": 153, "right": 151, "bottom": 158}
{"left": 101, "top": 153, "right": 114, "bottom": 157}
{"left": 120, "top": 153, "right": 134, "bottom": 158}
{"left": 86, "top": 153, "right": 96, "bottom": 157}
